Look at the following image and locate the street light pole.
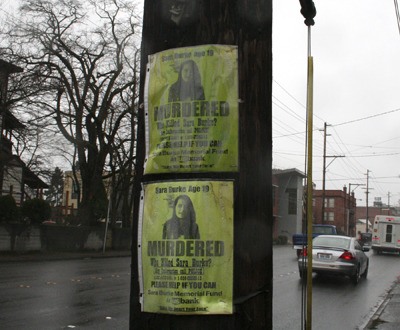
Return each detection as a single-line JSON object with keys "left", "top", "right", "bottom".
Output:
{"left": 299, "top": 1, "right": 317, "bottom": 330}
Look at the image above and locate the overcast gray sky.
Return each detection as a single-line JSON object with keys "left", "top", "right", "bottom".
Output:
{"left": 1, "top": 0, "right": 400, "bottom": 207}
{"left": 274, "top": 0, "right": 400, "bottom": 207}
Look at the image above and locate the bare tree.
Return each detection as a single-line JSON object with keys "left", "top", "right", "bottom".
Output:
{"left": 1, "top": 0, "right": 141, "bottom": 225}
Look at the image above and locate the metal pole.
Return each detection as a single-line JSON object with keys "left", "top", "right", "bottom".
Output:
{"left": 0, "top": 83, "right": 6, "bottom": 196}
{"left": 305, "top": 25, "right": 314, "bottom": 330}
{"left": 299, "top": 2, "right": 317, "bottom": 328}
{"left": 102, "top": 191, "right": 112, "bottom": 254}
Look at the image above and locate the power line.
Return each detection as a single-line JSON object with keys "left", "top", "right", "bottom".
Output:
{"left": 274, "top": 79, "right": 326, "bottom": 123}
{"left": 345, "top": 152, "right": 400, "bottom": 158}
{"left": 333, "top": 107, "right": 400, "bottom": 127}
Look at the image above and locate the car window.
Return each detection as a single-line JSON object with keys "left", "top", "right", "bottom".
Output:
{"left": 313, "top": 237, "right": 350, "bottom": 249}
{"left": 314, "top": 227, "right": 333, "bottom": 234}
{"left": 354, "top": 240, "right": 361, "bottom": 250}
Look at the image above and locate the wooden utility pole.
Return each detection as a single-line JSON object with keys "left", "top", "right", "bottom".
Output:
{"left": 321, "top": 122, "right": 330, "bottom": 223}
{"left": 320, "top": 122, "right": 344, "bottom": 224}
{"left": 130, "top": 0, "right": 272, "bottom": 329}
{"left": 365, "top": 170, "right": 370, "bottom": 232}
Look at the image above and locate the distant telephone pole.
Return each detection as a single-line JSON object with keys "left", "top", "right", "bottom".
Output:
{"left": 364, "top": 170, "right": 371, "bottom": 232}
{"left": 320, "top": 122, "right": 344, "bottom": 223}
{"left": 321, "top": 122, "right": 330, "bottom": 223}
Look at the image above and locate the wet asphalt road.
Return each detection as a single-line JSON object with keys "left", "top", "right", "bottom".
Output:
{"left": 0, "top": 257, "right": 131, "bottom": 330}
{"left": 1, "top": 246, "right": 400, "bottom": 329}
{"left": 273, "top": 245, "right": 400, "bottom": 329}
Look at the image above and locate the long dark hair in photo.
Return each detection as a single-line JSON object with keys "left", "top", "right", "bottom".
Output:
{"left": 168, "top": 59, "right": 205, "bottom": 102}
{"left": 163, "top": 194, "right": 200, "bottom": 239}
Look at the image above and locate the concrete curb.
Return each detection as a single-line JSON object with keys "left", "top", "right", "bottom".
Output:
{"left": 363, "top": 279, "right": 400, "bottom": 329}
{"left": 0, "top": 250, "right": 131, "bottom": 262}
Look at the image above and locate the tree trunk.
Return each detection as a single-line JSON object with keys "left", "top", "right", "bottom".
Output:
{"left": 78, "top": 162, "right": 108, "bottom": 226}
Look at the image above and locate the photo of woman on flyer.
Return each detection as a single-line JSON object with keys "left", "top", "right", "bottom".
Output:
{"left": 162, "top": 195, "right": 200, "bottom": 239}
{"left": 168, "top": 59, "right": 205, "bottom": 102}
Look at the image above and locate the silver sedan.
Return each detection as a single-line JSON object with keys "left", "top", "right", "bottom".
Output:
{"left": 298, "top": 235, "right": 370, "bottom": 285}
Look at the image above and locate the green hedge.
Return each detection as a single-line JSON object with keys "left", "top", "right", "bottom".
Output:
{"left": 0, "top": 195, "right": 19, "bottom": 223}
{"left": 21, "top": 198, "right": 51, "bottom": 225}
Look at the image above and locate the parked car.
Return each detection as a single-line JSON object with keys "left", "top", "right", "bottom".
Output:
{"left": 298, "top": 235, "right": 370, "bottom": 285}
{"left": 359, "top": 232, "right": 372, "bottom": 248}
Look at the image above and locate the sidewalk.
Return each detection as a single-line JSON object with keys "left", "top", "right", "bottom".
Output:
{"left": 364, "top": 278, "right": 400, "bottom": 329}
{"left": 0, "top": 249, "right": 131, "bottom": 262}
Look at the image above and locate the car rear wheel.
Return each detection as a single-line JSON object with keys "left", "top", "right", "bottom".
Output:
{"left": 351, "top": 265, "right": 361, "bottom": 285}
{"left": 361, "top": 261, "right": 369, "bottom": 279}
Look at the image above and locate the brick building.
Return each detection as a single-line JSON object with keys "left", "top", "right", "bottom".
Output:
{"left": 313, "top": 186, "right": 357, "bottom": 236}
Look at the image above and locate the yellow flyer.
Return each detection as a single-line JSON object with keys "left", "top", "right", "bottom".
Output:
{"left": 138, "top": 180, "right": 234, "bottom": 314}
{"left": 144, "top": 45, "right": 239, "bottom": 173}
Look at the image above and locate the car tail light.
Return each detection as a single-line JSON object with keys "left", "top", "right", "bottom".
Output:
{"left": 300, "top": 247, "right": 307, "bottom": 257}
{"left": 339, "top": 251, "right": 354, "bottom": 261}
